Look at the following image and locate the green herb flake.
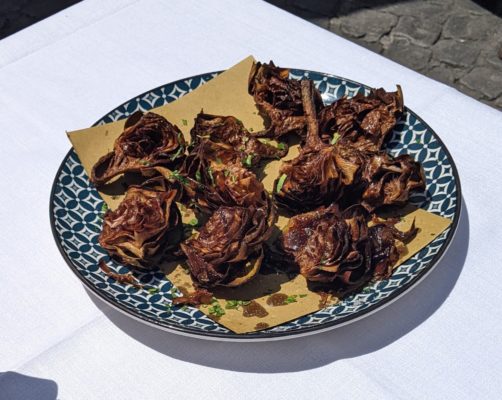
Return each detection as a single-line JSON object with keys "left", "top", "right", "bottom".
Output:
{"left": 277, "top": 142, "right": 286, "bottom": 151}
{"left": 243, "top": 154, "right": 253, "bottom": 167}
{"left": 181, "top": 305, "right": 188, "bottom": 311}
{"left": 101, "top": 203, "right": 108, "bottom": 213}
{"left": 276, "top": 174, "right": 288, "bottom": 193}
{"left": 195, "top": 169, "right": 202, "bottom": 182}
{"left": 181, "top": 119, "right": 188, "bottom": 126}
{"left": 147, "top": 287, "right": 159, "bottom": 295}
{"left": 225, "top": 300, "right": 251, "bottom": 310}
{"left": 225, "top": 300, "right": 240, "bottom": 310}
{"left": 249, "top": 127, "right": 254, "bottom": 132}
{"left": 224, "top": 170, "right": 230, "bottom": 177}
{"left": 188, "top": 218, "right": 199, "bottom": 227}
{"left": 170, "top": 170, "right": 189, "bottom": 185}
{"left": 170, "top": 146, "right": 184, "bottom": 160}
{"left": 331, "top": 132, "right": 341, "bottom": 145}
{"left": 208, "top": 303, "right": 226, "bottom": 317}
{"left": 285, "top": 295, "right": 298, "bottom": 304}
{"left": 139, "top": 159, "right": 152, "bottom": 166}
{"left": 299, "top": 294, "right": 308, "bottom": 298}
{"left": 207, "top": 167, "right": 214, "bottom": 184}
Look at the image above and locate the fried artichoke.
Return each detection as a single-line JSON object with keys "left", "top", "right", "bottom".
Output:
{"left": 181, "top": 205, "right": 274, "bottom": 287}
{"left": 191, "top": 112, "right": 287, "bottom": 166}
{"left": 91, "top": 112, "right": 186, "bottom": 185}
{"left": 248, "top": 61, "right": 323, "bottom": 139}
{"left": 195, "top": 163, "right": 275, "bottom": 213}
{"left": 282, "top": 204, "right": 417, "bottom": 288}
{"left": 274, "top": 80, "right": 343, "bottom": 212}
{"left": 319, "top": 86, "right": 403, "bottom": 152}
{"left": 99, "top": 178, "right": 182, "bottom": 269}
{"left": 360, "top": 151, "right": 425, "bottom": 211}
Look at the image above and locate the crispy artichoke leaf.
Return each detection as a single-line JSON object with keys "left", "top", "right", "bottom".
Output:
{"left": 191, "top": 112, "right": 288, "bottom": 165}
{"left": 181, "top": 205, "right": 274, "bottom": 288}
{"left": 319, "top": 86, "right": 404, "bottom": 152}
{"left": 282, "top": 204, "right": 417, "bottom": 289}
{"left": 99, "top": 181, "right": 182, "bottom": 268}
{"left": 248, "top": 61, "right": 323, "bottom": 139}
{"left": 91, "top": 112, "right": 186, "bottom": 186}
{"left": 274, "top": 80, "right": 343, "bottom": 212}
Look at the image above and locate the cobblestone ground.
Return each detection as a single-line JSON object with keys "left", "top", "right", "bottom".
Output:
{"left": 2, "top": 1, "right": 501, "bottom": 110}
{"left": 267, "top": 0, "right": 502, "bottom": 111}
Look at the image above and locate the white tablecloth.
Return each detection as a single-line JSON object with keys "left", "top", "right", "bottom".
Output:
{"left": 1, "top": 0, "right": 501, "bottom": 398}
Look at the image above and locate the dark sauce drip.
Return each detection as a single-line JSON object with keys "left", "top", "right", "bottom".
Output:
{"left": 266, "top": 293, "right": 288, "bottom": 306}
{"left": 242, "top": 301, "right": 269, "bottom": 318}
{"left": 254, "top": 322, "right": 270, "bottom": 330}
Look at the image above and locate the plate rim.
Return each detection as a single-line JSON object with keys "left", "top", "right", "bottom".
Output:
{"left": 50, "top": 69, "right": 462, "bottom": 341}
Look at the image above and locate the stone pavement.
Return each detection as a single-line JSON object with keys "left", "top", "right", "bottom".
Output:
{"left": 266, "top": 0, "right": 502, "bottom": 111}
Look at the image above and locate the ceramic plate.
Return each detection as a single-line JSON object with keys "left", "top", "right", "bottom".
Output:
{"left": 50, "top": 69, "right": 461, "bottom": 341}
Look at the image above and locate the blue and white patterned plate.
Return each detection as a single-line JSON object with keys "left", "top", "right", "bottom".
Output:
{"left": 50, "top": 69, "right": 461, "bottom": 341}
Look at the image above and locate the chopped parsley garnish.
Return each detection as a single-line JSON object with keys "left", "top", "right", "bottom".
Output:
{"left": 277, "top": 142, "right": 286, "bottom": 151}
{"left": 101, "top": 203, "right": 108, "bottom": 213}
{"left": 285, "top": 295, "right": 298, "bottom": 304}
{"left": 181, "top": 119, "right": 188, "bottom": 126}
{"left": 188, "top": 218, "right": 199, "bottom": 226}
{"left": 170, "top": 146, "right": 184, "bottom": 160}
{"left": 170, "top": 170, "right": 188, "bottom": 185}
{"left": 147, "top": 287, "right": 159, "bottom": 294}
{"left": 249, "top": 127, "right": 254, "bottom": 132}
{"left": 299, "top": 294, "right": 308, "bottom": 298}
{"left": 225, "top": 300, "right": 251, "bottom": 310}
{"left": 331, "top": 132, "right": 341, "bottom": 145}
{"left": 243, "top": 154, "right": 253, "bottom": 167}
{"left": 207, "top": 167, "right": 214, "bottom": 184}
{"left": 276, "top": 174, "right": 287, "bottom": 193}
{"left": 208, "top": 303, "right": 225, "bottom": 317}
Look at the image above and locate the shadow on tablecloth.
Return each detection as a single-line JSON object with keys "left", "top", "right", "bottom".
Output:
{"left": 87, "top": 197, "right": 469, "bottom": 373}
{"left": 0, "top": 372, "right": 58, "bottom": 400}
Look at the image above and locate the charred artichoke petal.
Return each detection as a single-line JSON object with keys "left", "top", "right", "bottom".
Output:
{"left": 248, "top": 61, "right": 323, "bottom": 139}
{"left": 91, "top": 112, "right": 186, "bottom": 185}
{"left": 282, "top": 204, "right": 417, "bottom": 289}
{"left": 99, "top": 181, "right": 182, "bottom": 268}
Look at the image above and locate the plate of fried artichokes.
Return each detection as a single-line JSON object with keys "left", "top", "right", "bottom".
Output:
{"left": 51, "top": 61, "right": 460, "bottom": 340}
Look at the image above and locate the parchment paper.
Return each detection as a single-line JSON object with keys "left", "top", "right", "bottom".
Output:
{"left": 67, "top": 56, "right": 452, "bottom": 333}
